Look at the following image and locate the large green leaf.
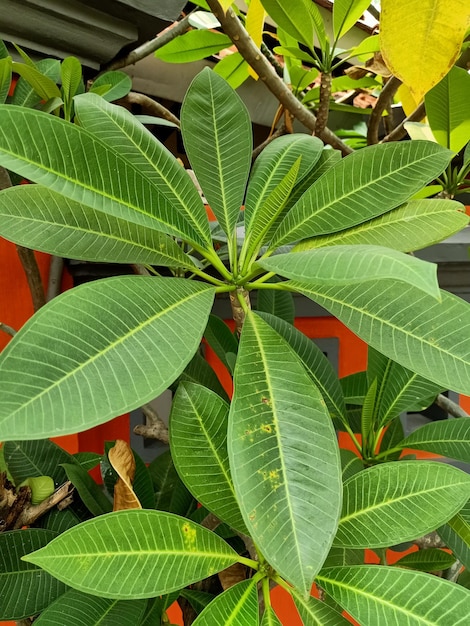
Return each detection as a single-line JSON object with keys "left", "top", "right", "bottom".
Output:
{"left": 229, "top": 312, "right": 342, "bottom": 595}
{"left": 11, "top": 61, "right": 61, "bottom": 102}
{"left": 260, "top": 246, "right": 440, "bottom": 299}
{"left": 3, "top": 438, "right": 77, "bottom": 486}
{"left": 292, "top": 591, "right": 351, "bottom": 625}
{"left": 426, "top": 65, "right": 470, "bottom": 152}
{"left": 0, "top": 529, "right": 67, "bottom": 620}
{"left": 34, "top": 589, "right": 147, "bottom": 625}
{"left": 285, "top": 150, "right": 341, "bottom": 213}
{"left": 269, "top": 142, "right": 453, "bottom": 249}
{"left": 148, "top": 450, "right": 196, "bottom": 516}
{"left": 335, "top": 461, "right": 470, "bottom": 548}
{"left": 0, "top": 185, "right": 198, "bottom": 268}
{"left": 256, "top": 311, "right": 346, "bottom": 423}
{"left": 0, "top": 56, "right": 11, "bottom": 104}
{"left": 0, "top": 277, "right": 214, "bottom": 439}
{"left": 213, "top": 51, "right": 250, "bottom": 90}
{"left": 367, "top": 347, "right": 443, "bottom": 427}
{"left": 181, "top": 68, "right": 252, "bottom": 241}
{"left": 155, "top": 30, "right": 232, "bottom": 63}
{"left": 10, "top": 58, "right": 60, "bottom": 108}
{"left": 0, "top": 104, "right": 206, "bottom": 246}
{"left": 192, "top": 579, "right": 259, "bottom": 625}
{"left": 89, "top": 70, "right": 131, "bottom": 102}
{"left": 294, "top": 199, "right": 468, "bottom": 253}
{"left": 397, "top": 419, "right": 470, "bottom": 464}
{"left": 180, "top": 351, "right": 229, "bottom": 400}
{"left": 296, "top": 280, "right": 470, "bottom": 395}
{"left": 170, "top": 382, "right": 246, "bottom": 532}
{"left": 23, "top": 510, "right": 240, "bottom": 599}
{"left": 317, "top": 565, "right": 470, "bottom": 625}
{"left": 333, "top": 0, "right": 373, "bottom": 39}
{"left": 74, "top": 93, "right": 211, "bottom": 248}
{"left": 243, "top": 134, "right": 323, "bottom": 263}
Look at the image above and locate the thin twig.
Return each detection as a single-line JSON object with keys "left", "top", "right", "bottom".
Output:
{"left": 14, "top": 481, "right": 74, "bottom": 528}
{"left": 435, "top": 394, "right": 469, "bottom": 418}
{"left": 103, "top": 14, "right": 193, "bottom": 72}
{"left": 261, "top": 42, "right": 284, "bottom": 78}
{"left": 205, "top": 0, "right": 353, "bottom": 155}
{"left": 118, "top": 92, "right": 181, "bottom": 127}
{"left": 367, "top": 76, "right": 401, "bottom": 145}
{"left": 381, "top": 102, "right": 426, "bottom": 143}
{"left": 131, "top": 263, "right": 152, "bottom": 276}
{"left": 0, "top": 322, "right": 17, "bottom": 337}
{"left": 46, "top": 256, "right": 64, "bottom": 302}
{"left": 252, "top": 124, "right": 287, "bottom": 160}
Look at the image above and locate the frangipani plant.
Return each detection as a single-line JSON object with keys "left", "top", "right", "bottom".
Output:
{"left": 0, "top": 68, "right": 469, "bottom": 624}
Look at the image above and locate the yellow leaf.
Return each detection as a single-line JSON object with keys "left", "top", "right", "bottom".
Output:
{"left": 246, "top": 0, "right": 265, "bottom": 80}
{"left": 397, "top": 84, "right": 419, "bottom": 117}
{"left": 219, "top": 0, "right": 234, "bottom": 13}
{"left": 109, "top": 439, "right": 141, "bottom": 511}
{"left": 380, "top": 0, "right": 470, "bottom": 102}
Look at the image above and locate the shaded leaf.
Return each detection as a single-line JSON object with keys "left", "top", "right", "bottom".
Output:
{"left": 10, "top": 58, "right": 60, "bottom": 108}
{"left": 62, "top": 463, "right": 112, "bottom": 516}
{"left": 72, "top": 452, "right": 102, "bottom": 472}
{"left": 0, "top": 56, "right": 11, "bottom": 105}
{"left": 180, "top": 351, "right": 229, "bottom": 400}
{"left": 340, "top": 449, "right": 363, "bottom": 482}
{"left": 11, "top": 61, "right": 61, "bottom": 102}
{"left": 394, "top": 548, "right": 456, "bottom": 572}
{"left": 397, "top": 419, "right": 470, "bottom": 464}
{"left": 149, "top": 450, "right": 196, "bottom": 516}
{"left": 23, "top": 510, "right": 240, "bottom": 599}
{"left": 0, "top": 529, "right": 67, "bottom": 620}
{"left": 3, "top": 439, "right": 77, "bottom": 486}
{"left": 204, "top": 314, "right": 239, "bottom": 372}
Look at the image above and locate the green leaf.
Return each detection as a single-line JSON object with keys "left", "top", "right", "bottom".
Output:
{"left": 62, "top": 463, "right": 112, "bottom": 516}
{"left": 0, "top": 277, "right": 214, "bottom": 439}
{"left": 213, "top": 52, "right": 250, "bottom": 89}
{"left": 269, "top": 142, "right": 453, "bottom": 249}
{"left": 229, "top": 312, "right": 342, "bottom": 595}
{"left": 260, "top": 246, "right": 440, "bottom": 300}
{"left": 0, "top": 529, "right": 67, "bottom": 620}
{"left": 397, "top": 419, "right": 470, "bottom": 464}
{"left": 360, "top": 378, "right": 377, "bottom": 445}
{"left": 155, "top": 30, "right": 232, "bottom": 63}
{"left": 204, "top": 314, "right": 239, "bottom": 372}
{"left": 349, "top": 34, "right": 381, "bottom": 59}
{"left": 317, "top": 565, "right": 470, "bottom": 625}
{"left": 34, "top": 589, "right": 147, "bottom": 625}
{"left": 340, "top": 372, "right": 367, "bottom": 405}
{"left": 295, "top": 280, "right": 470, "bottom": 396}
{"left": 287, "top": 150, "right": 341, "bottom": 214}
{"left": 457, "top": 568, "right": 470, "bottom": 590}
{"left": 12, "top": 61, "right": 61, "bottom": 102}
{"left": 323, "top": 546, "right": 364, "bottom": 569}
{"left": 425, "top": 65, "right": 470, "bottom": 152}
{"left": 256, "top": 311, "right": 346, "bottom": 423}
{"left": 3, "top": 439, "right": 77, "bottom": 486}
{"left": 180, "top": 589, "right": 215, "bottom": 614}
{"left": 60, "top": 56, "right": 82, "bottom": 120}
{"left": 89, "top": 70, "right": 132, "bottom": 102}
{"left": 367, "top": 347, "right": 443, "bottom": 427}
{"left": 132, "top": 449, "right": 157, "bottom": 510}
{"left": 0, "top": 40, "right": 8, "bottom": 59}
{"left": 260, "top": 0, "right": 325, "bottom": 50}
{"left": 394, "top": 548, "right": 456, "bottom": 572}
{"left": 180, "top": 351, "right": 229, "bottom": 400}
{"left": 74, "top": 92, "right": 211, "bottom": 248}
{"left": 333, "top": 0, "right": 373, "bottom": 40}
{"left": 22, "top": 510, "right": 240, "bottom": 599}
{"left": 292, "top": 591, "right": 351, "bottom": 625}
{"left": 0, "top": 185, "right": 199, "bottom": 269}
{"left": 37, "top": 507, "right": 86, "bottom": 534}
{"left": 255, "top": 287, "right": 295, "bottom": 325}
{"left": 148, "top": 450, "right": 195, "bottom": 515}
{"left": 335, "top": 461, "right": 470, "bottom": 548}
{"left": 439, "top": 506, "right": 470, "bottom": 569}
{"left": 243, "top": 134, "right": 323, "bottom": 261}
{"left": 72, "top": 452, "right": 102, "bottom": 471}
{"left": 170, "top": 382, "right": 246, "bottom": 532}
{"left": 261, "top": 605, "right": 282, "bottom": 626}
{"left": 0, "top": 56, "right": 11, "bottom": 104}
{"left": 10, "top": 58, "right": 61, "bottom": 108}
{"left": 340, "top": 449, "right": 363, "bottom": 482}
{"left": 181, "top": 68, "right": 252, "bottom": 241}
{"left": 192, "top": 579, "right": 259, "bottom": 625}
{"left": 302, "top": 76, "right": 378, "bottom": 105}
{"left": 294, "top": 199, "right": 469, "bottom": 253}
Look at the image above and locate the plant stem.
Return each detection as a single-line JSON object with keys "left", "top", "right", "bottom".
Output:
{"left": 434, "top": 394, "right": 468, "bottom": 417}
{"left": 367, "top": 76, "right": 401, "bottom": 145}
{"left": 103, "top": 14, "right": 193, "bottom": 71}
{"left": 315, "top": 72, "right": 332, "bottom": 135}
{"left": 118, "top": 92, "right": 181, "bottom": 127}
{"left": 231, "top": 287, "right": 251, "bottom": 335}
{"left": 46, "top": 256, "right": 64, "bottom": 301}
{"left": 0, "top": 322, "right": 17, "bottom": 337}
{"left": 381, "top": 102, "right": 426, "bottom": 143}
{"left": 238, "top": 554, "right": 260, "bottom": 570}
{"left": 205, "top": 0, "right": 353, "bottom": 156}
{"left": 16, "top": 246, "right": 46, "bottom": 312}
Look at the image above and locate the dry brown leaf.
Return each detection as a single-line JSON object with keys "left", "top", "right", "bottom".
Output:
{"left": 218, "top": 562, "right": 247, "bottom": 590}
{"left": 109, "top": 439, "right": 141, "bottom": 511}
